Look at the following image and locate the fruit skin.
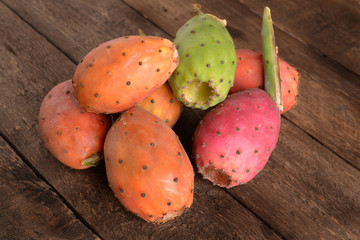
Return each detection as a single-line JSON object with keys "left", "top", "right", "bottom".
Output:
{"left": 39, "top": 80, "right": 111, "bottom": 169}
{"left": 73, "top": 35, "right": 179, "bottom": 114}
{"left": 229, "top": 49, "right": 299, "bottom": 113}
{"left": 193, "top": 88, "right": 280, "bottom": 188}
{"left": 168, "top": 9, "right": 237, "bottom": 110}
{"left": 104, "top": 106, "right": 194, "bottom": 223}
{"left": 278, "top": 59, "right": 299, "bottom": 113}
{"left": 136, "top": 83, "right": 182, "bottom": 127}
{"left": 230, "top": 49, "right": 264, "bottom": 92}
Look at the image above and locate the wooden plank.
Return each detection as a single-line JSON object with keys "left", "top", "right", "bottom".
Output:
{"left": 238, "top": 0, "right": 360, "bottom": 76}
{"left": 2, "top": 0, "right": 169, "bottom": 63}
{"left": 175, "top": 103, "right": 360, "bottom": 239}
{"left": 122, "top": 0, "right": 360, "bottom": 168}
{"left": 227, "top": 120, "right": 360, "bottom": 239}
{"left": 2, "top": 0, "right": 359, "bottom": 239}
{"left": 5, "top": 0, "right": 359, "bottom": 167}
{"left": 0, "top": 137, "right": 100, "bottom": 240}
{"left": 26, "top": 0, "right": 359, "bottom": 238}
{"left": 0, "top": 2, "right": 281, "bottom": 239}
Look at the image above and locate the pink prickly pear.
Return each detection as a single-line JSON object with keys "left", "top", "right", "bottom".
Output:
{"left": 193, "top": 89, "right": 280, "bottom": 187}
{"left": 39, "top": 80, "right": 111, "bottom": 169}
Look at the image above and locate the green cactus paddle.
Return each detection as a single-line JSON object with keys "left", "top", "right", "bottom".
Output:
{"left": 261, "top": 7, "right": 283, "bottom": 111}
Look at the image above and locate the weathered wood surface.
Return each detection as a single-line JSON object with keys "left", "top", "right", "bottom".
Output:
{"left": 0, "top": 137, "right": 99, "bottom": 240}
{"left": 238, "top": 0, "right": 360, "bottom": 76}
{"left": 123, "top": 0, "right": 360, "bottom": 169}
{"left": 1, "top": 0, "right": 359, "bottom": 239}
{"left": 0, "top": 2, "right": 280, "bottom": 239}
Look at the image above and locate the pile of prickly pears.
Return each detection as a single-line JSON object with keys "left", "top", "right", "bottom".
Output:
{"left": 39, "top": 5, "right": 299, "bottom": 223}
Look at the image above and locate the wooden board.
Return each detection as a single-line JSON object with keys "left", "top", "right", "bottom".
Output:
{"left": 238, "top": 0, "right": 360, "bottom": 76}
{"left": 0, "top": 2, "right": 281, "bottom": 239}
{"left": 0, "top": 137, "right": 99, "bottom": 240}
{"left": 227, "top": 120, "right": 360, "bottom": 239}
{"left": 1, "top": 0, "right": 359, "bottom": 239}
{"left": 122, "top": 0, "right": 360, "bottom": 169}
{"left": 5, "top": 0, "right": 360, "bottom": 167}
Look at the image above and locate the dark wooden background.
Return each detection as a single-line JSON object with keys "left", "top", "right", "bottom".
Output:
{"left": 1, "top": 0, "right": 359, "bottom": 239}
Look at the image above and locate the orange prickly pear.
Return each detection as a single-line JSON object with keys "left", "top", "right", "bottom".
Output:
{"left": 230, "top": 49, "right": 299, "bottom": 113}
{"left": 104, "top": 106, "right": 194, "bottom": 223}
{"left": 229, "top": 49, "right": 264, "bottom": 93}
{"left": 136, "top": 83, "right": 182, "bottom": 127}
{"left": 73, "top": 36, "right": 179, "bottom": 114}
{"left": 39, "top": 80, "right": 111, "bottom": 169}
{"left": 278, "top": 59, "right": 299, "bottom": 113}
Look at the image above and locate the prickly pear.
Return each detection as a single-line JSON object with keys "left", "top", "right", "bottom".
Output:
{"left": 169, "top": 5, "right": 237, "bottom": 110}
{"left": 229, "top": 49, "right": 264, "bottom": 93}
{"left": 229, "top": 49, "right": 299, "bottom": 113}
{"left": 39, "top": 80, "right": 111, "bottom": 169}
{"left": 104, "top": 106, "right": 194, "bottom": 223}
{"left": 278, "top": 59, "right": 299, "bottom": 113}
{"left": 73, "top": 36, "right": 179, "bottom": 114}
{"left": 136, "top": 83, "right": 182, "bottom": 127}
{"left": 193, "top": 89, "right": 281, "bottom": 187}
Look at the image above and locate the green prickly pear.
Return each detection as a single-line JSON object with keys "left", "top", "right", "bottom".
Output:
{"left": 168, "top": 4, "right": 237, "bottom": 110}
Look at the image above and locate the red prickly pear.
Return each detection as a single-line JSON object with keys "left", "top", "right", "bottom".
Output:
{"left": 229, "top": 49, "right": 299, "bottom": 113}
{"left": 278, "top": 59, "right": 299, "bottom": 113}
{"left": 136, "top": 83, "right": 182, "bottom": 127}
{"left": 104, "top": 106, "right": 194, "bottom": 223}
{"left": 229, "top": 49, "right": 264, "bottom": 93}
{"left": 73, "top": 36, "right": 179, "bottom": 114}
{"left": 39, "top": 80, "right": 111, "bottom": 169}
{"left": 193, "top": 89, "right": 281, "bottom": 187}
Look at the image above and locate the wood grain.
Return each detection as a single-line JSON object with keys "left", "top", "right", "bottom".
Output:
{"left": 0, "top": 2, "right": 281, "bottom": 239}
{"left": 174, "top": 104, "right": 360, "bottom": 239}
{"left": 0, "top": 137, "right": 100, "bottom": 240}
{"left": 1, "top": 0, "right": 359, "bottom": 239}
{"left": 227, "top": 120, "right": 360, "bottom": 239}
{"left": 2, "top": 0, "right": 170, "bottom": 63}
{"left": 5, "top": 0, "right": 359, "bottom": 167}
{"left": 239, "top": 0, "right": 360, "bottom": 76}
{"left": 122, "top": 0, "right": 360, "bottom": 168}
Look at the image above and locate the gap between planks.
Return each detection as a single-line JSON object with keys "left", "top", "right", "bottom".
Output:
{"left": 238, "top": 1, "right": 360, "bottom": 78}
{"left": 282, "top": 115, "right": 360, "bottom": 172}
{"left": 0, "top": 130, "right": 104, "bottom": 240}
{"left": 1, "top": 0, "right": 79, "bottom": 65}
